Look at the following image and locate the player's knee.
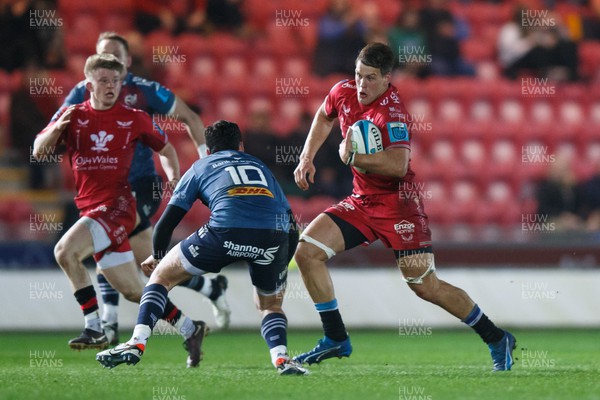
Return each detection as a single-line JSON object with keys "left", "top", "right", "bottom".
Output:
{"left": 257, "top": 303, "right": 284, "bottom": 316}
{"left": 121, "top": 287, "right": 141, "bottom": 303}
{"left": 408, "top": 283, "right": 437, "bottom": 302}
{"left": 54, "top": 242, "right": 75, "bottom": 268}
{"left": 255, "top": 295, "right": 282, "bottom": 314}
{"left": 294, "top": 242, "right": 327, "bottom": 266}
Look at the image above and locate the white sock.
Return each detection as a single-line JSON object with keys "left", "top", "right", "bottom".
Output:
{"left": 199, "top": 278, "right": 213, "bottom": 298}
{"left": 84, "top": 311, "right": 102, "bottom": 333}
{"left": 130, "top": 324, "right": 152, "bottom": 346}
{"left": 101, "top": 304, "right": 118, "bottom": 324}
{"left": 175, "top": 316, "right": 196, "bottom": 340}
{"left": 269, "top": 345, "right": 288, "bottom": 367}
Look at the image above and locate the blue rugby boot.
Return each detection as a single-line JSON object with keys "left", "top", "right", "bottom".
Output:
{"left": 488, "top": 331, "right": 516, "bottom": 371}
{"left": 293, "top": 335, "right": 352, "bottom": 365}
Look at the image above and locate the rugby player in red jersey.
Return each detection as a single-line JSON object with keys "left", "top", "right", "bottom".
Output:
{"left": 292, "top": 43, "right": 516, "bottom": 371}
{"left": 61, "top": 32, "right": 230, "bottom": 342}
{"left": 33, "top": 54, "right": 207, "bottom": 367}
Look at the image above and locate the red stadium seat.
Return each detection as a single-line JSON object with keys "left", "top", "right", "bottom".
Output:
{"left": 461, "top": 38, "right": 496, "bottom": 63}
{"left": 450, "top": 180, "right": 481, "bottom": 224}
{"left": 480, "top": 180, "right": 521, "bottom": 226}
{"left": 578, "top": 41, "right": 600, "bottom": 81}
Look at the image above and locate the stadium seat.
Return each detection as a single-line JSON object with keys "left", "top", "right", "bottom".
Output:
{"left": 489, "top": 138, "right": 520, "bottom": 182}
{"left": 529, "top": 99, "right": 556, "bottom": 124}
{"left": 274, "top": 98, "right": 304, "bottom": 136}
{"left": 216, "top": 96, "right": 246, "bottom": 129}
{"left": 459, "top": 138, "right": 488, "bottom": 184}
{"left": 470, "top": 98, "right": 495, "bottom": 122}
{"left": 578, "top": 41, "right": 600, "bottom": 81}
{"left": 587, "top": 101, "right": 600, "bottom": 125}
{"left": 252, "top": 55, "right": 280, "bottom": 79}
{"left": 559, "top": 100, "right": 585, "bottom": 127}
{"left": 450, "top": 180, "right": 481, "bottom": 224}
{"left": 480, "top": 180, "right": 521, "bottom": 226}
{"left": 498, "top": 98, "right": 526, "bottom": 123}
{"left": 461, "top": 38, "right": 496, "bottom": 63}
{"left": 437, "top": 98, "right": 465, "bottom": 123}
{"left": 211, "top": 34, "right": 249, "bottom": 62}
{"left": 421, "top": 180, "right": 447, "bottom": 226}
{"left": 282, "top": 57, "right": 311, "bottom": 78}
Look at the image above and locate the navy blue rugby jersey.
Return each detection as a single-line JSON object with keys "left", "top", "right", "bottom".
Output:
{"left": 169, "top": 150, "right": 292, "bottom": 231}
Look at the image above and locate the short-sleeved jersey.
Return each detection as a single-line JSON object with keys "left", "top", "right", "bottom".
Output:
{"left": 41, "top": 101, "right": 169, "bottom": 211}
{"left": 324, "top": 79, "right": 415, "bottom": 195}
{"left": 169, "top": 150, "right": 292, "bottom": 231}
{"left": 60, "top": 72, "right": 176, "bottom": 183}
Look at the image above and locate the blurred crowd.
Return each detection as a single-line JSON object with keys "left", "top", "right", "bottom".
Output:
{"left": 2, "top": 0, "right": 600, "bottom": 227}
{"left": 535, "top": 156, "right": 600, "bottom": 232}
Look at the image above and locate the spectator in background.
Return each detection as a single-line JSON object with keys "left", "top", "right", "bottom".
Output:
{"left": 419, "top": 0, "right": 474, "bottom": 76}
{"left": 313, "top": 0, "right": 366, "bottom": 77}
{"left": 9, "top": 63, "right": 61, "bottom": 189}
{"left": 498, "top": 8, "right": 578, "bottom": 81}
{"left": 535, "top": 157, "right": 583, "bottom": 231}
{"left": 205, "top": 0, "right": 247, "bottom": 35}
{"left": 388, "top": 8, "right": 429, "bottom": 78}
{"left": 243, "top": 108, "right": 281, "bottom": 176}
{"left": 419, "top": 0, "right": 455, "bottom": 44}
{"left": 133, "top": 0, "right": 164, "bottom": 35}
{"left": 0, "top": 0, "right": 64, "bottom": 71}
{"left": 429, "top": 21, "right": 474, "bottom": 76}
{"left": 134, "top": 0, "right": 206, "bottom": 36}
{"left": 362, "top": 2, "right": 386, "bottom": 43}
{"left": 577, "top": 163, "right": 600, "bottom": 231}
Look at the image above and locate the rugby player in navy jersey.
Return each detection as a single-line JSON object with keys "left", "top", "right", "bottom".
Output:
{"left": 292, "top": 43, "right": 516, "bottom": 371}
{"left": 97, "top": 120, "right": 308, "bottom": 375}
{"left": 60, "top": 32, "right": 230, "bottom": 342}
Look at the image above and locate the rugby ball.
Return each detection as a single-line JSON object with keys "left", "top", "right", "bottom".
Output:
{"left": 349, "top": 120, "right": 383, "bottom": 173}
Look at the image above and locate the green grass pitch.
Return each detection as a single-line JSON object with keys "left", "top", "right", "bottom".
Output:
{"left": 1, "top": 329, "right": 599, "bottom": 400}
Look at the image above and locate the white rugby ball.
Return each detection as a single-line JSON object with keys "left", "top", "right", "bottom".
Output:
{"left": 349, "top": 120, "right": 383, "bottom": 173}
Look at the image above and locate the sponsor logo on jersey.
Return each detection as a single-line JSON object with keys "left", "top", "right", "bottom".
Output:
{"left": 336, "top": 201, "right": 355, "bottom": 211}
{"left": 75, "top": 155, "right": 119, "bottom": 166}
{"left": 387, "top": 122, "right": 409, "bottom": 142}
{"left": 395, "top": 220, "right": 415, "bottom": 241}
{"left": 394, "top": 220, "right": 415, "bottom": 234}
{"left": 380, "top": 97, "right": 389, "bottom": 106}
{"left": 90, "top": 131, "right": 114, "bottom": 152}
{"left": 223, "top": 241, "right": 279, "bottom": 265}
{"left": 77, "top": 119, "right": 89, "bottom": 127}
{"left": 390, "top": 92, "right": 401, "bottom": 104}
{"left": 188, "top": 244, "right": 200, "bottom": 257}
{"left": 116, "top": 120, "right": 133, "bottom": 128}
{"left": 341, "top": 81, "right": 356, "bottom": 89}
{"left": 227, "top": 186, "right": 274, "bottom": 198}
{"left": 124, "top": 93, "right": 137, "bottom": 106}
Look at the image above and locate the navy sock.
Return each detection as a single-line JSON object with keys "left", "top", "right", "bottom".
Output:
{"left": 260, "top": 313, "right": 287, "bottom": 349}
{"left": 463, "top": 304, "right": 505, "bottom": 344}
{"left": 97, "top": 274, "right": 119, "bottom": 306}
{"left": 137, "top": 284, "right": 168, "bottom": 330}
{"left": 316, "top": 299, "right": 347, "bottom": 342}
{"left": 179, "top": 275, "right": 206, "bottom": 292}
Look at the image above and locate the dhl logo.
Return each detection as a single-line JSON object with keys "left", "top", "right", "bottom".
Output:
{"left": 227, "top": 186, "right": 274, "bottom": 198}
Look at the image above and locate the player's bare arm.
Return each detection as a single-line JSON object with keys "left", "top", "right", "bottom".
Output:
{"left": 157, "top": 142, "right": 180, "bottom": 188}
{"left": 339, "top": 130, "right": 409, "bottom": 177}
{"left": 32, "top": 105, "right": 76, "bottom": 158}
{"left": 171, "top": 96, "right": 207, "bottom": 157}
{"left": 294, "top": 103, "right": 336, "bottom": 190}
